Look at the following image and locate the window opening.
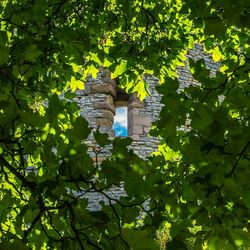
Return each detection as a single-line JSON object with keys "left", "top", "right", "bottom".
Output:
{"left": 113, "top": 107, "right": 128, "bottom": 137}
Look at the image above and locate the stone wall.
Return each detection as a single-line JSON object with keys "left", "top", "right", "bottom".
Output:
{"left": 73, "top": 44, "right": 220, "bottom": 210}
{"left": 178, "top": 43, "right": 220, "bottom": 91}
{"left": 75, "top": 69, "right": 116, "bottom": 136}
{"left": 75, "top": 44, "right": 220, "bottom": 158}
{"left": 129, "top": 76, "right": 163, "bottom": 158}
{"left": 74, "top": 69, "right": 163, "bottom": 159}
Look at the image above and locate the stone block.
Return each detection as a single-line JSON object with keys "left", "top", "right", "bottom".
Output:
{"left": 143, "top": 126, "right": 151, "bottom": 133}
{"left": 96, "top": 118, "right": 113, "bottom": 128}
{"left": 128, "top": 109, "right": 140, "bottom": 116}
{"left": 129, "top": 93, "right": 143, "bottom": 109}
{"left": 114, "top": 100, "right": 129, "bottom": 108}
{"left": 129, "top": 125, "right": 143, "bottom": 135}
{"left": 106, "top": 95, "right": 114, "bottom": 105}
{"left": 94, "top": 102, "right": 115, "bottom": 114}
{"left": 129, "top": 134, "right": 140, "bottom": 141}
{"left": 131, "top": 115, "right": 152, "bottom": 126}
{"left": 102, "top": 77, "right": 116, "bottom": 85}
{"left": 83, "top": 84, "right": 91, "bottom": 94}
{"left": 95, "top": 110, "right": 114, "bottom": 121}
{"left": 128, "top": 100, "right": 143, "bottom": 109}
{"left": 91, "top": 83, "right": 116, "bottom": 97}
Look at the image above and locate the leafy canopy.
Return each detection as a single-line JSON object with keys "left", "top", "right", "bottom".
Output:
{"left": 0, "top": 0, "right": 249, "bottom": 249}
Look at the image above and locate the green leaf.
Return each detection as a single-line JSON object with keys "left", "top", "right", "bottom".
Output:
{"left": 0, "top": 239, "right": 29, "bottom": 250}
{"left": 64, "top": 92, "right": 77, "bottom": 100}
{"left": 222, "top": 178, "right": 240, "bottom": 196}
{"left": 124, "top": 173, "right": 147, "bottom": 199}
{"left": 17, "top": 109, "right": 41, "bottom": 127}
{"left": 166, "top": 238, "right": 188, "bottom": 250}
{"left": 111, "top": 60, "right": 127, "bottom": 78}
{"left": 94, "top": 127, "right": 111, "bottom": 147}
{"left": 204, "top": 17, "right": 226, "bottom": 36}
{"left": 66, "top": 116, "right": 91, "bottom": 141}
{"left": 24, "top": 44, "right": 42, "bottom": 62}
{"left": 230, "top": 229, "right": 250, "bottom": 247}
{"left": 0, "top": 31, "right": 9, "bottom": 65}
{"left": 122, "top": 229, "right": 159, "bottom": 249}
{"left": 133, "top": 78, "right": 149, "bottom": 100}
{"left": 70, "top": 76, "right": 84, "bottom": 91}
{"left": 48, "top": 94, "right": 64, "bottom": 118}
{"left": 241, "top": 192, "right": 250, "bottom": 209}
{"left": 113, "top": 137, "right": 132, "bottom": 147}
{"left": 183, "top": 181, "right": 196, "bottom": 201}
{"left": 191, "top": 104, "right": 213, "bottom": 130}
{"left": 189, "top": 58, "right": 210, "bottom": 82}
{"left": 208, "top": 236, "right": 235, "bottom": 250}
{"left": 212, "top": 46, "right": 223, "bottom": 62}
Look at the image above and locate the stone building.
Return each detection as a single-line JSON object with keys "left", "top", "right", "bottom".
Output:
{"left": 74, "top": 72, "right": 163, "bottom": 159}
{"left": 74, "top": 44, "right": 219, "bottom": 157}
{"left": 73, "top": 44, "right": 220, "bottom": 210}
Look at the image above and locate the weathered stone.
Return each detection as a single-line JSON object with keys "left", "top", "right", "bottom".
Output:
{"left": 131, "top": 115, "right": 152, "bottom": 126}
{"left": 115, "top": 100, "right": 129, "bottom": 108}
{"left": 130, "top": 134, "right": 140, "bottom": 141}
{"left": 95, "top": 110, "right": 114, "bottom": 122}
{"left": 106, "top": 95, "right": 114, "bottom": 105}
{"left": 102, "top": 77, "right": 116, "bottom": 85}
{"left": 91, "top": 83, "right": 116, "bottom": 97}
{"left": 129, "top": 125, "right": 143, "bottom": 135}
{"left": 143, "top": 126, "right": 151, "bottom": 133}
{"left": 94, "top": 103, "right": 115, "bottom": 114}
{"left": 83, "top": 84, "right": 91, "bottom": 94}
{"left": 128, "top": 101, "right": 143, "bottom": 109}
{"left": 72, "top": 44, "right": 221, "bottom": 211}
{"left": 96, "top": 118, "right": 113, "bottom": 128}
{"left": 128, "top": 109, "right": 139, "bottom": 116}
{"left": 128, "top": 93, "right": 144, "bottom": 109}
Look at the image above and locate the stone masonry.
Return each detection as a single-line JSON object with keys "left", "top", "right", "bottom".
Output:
{"left": 74, "top": 71, "right": 163, "bottom": 159}
{"left": 75, "top": 44, "right": 219, "bottom": 155}
{"left": 73, "top": 44, "right": 220, "bottom": 210}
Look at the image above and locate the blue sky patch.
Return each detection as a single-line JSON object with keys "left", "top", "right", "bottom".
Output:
{"left": 113, "top": 107, "right": 128, "bottom": 136}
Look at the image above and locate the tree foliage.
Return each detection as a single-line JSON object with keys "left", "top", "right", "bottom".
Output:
{"left": 0, "top": 0, "right": 249, "bottom": 249}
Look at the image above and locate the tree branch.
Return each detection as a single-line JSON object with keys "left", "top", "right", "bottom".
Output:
{"left": 0, "top": 155, "right": 36, "bottom": 189}
{"left": 225, "top": 141, "right": 250, "bottom": 177}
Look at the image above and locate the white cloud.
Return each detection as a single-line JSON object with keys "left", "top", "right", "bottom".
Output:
{"left": 113, "top": 107, "right": 127, "bottom": 128}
